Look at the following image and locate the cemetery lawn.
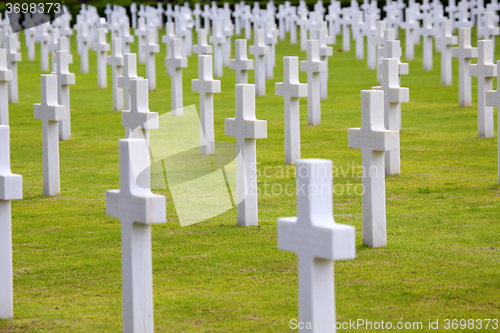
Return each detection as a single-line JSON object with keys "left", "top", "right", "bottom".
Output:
{"left": 1, "top": 28, "right": 499, "bottom": 333}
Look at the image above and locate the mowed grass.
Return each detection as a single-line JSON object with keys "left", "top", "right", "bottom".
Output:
{"left": 0, "top": 26, "right": 499, "bottom": 332}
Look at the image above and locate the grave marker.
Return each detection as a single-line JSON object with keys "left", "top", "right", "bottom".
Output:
{"left": 5, "top": 34, "right": 20, "bottom": 104}
{"left": 117, "top": 53, "right": 143, "bottom": 111}
{"left": 53, "top": 48, "right": 75, "bottom": 141}
{"left": 144, "top": 29, "right": 160, "bottom": 91}
{"left": 276, "top": 57, "right": 307, "bottom": 164}
{"left": 106, "top": 138, "right": 166, "bottom": 333}
{"left": 209, "top": 21, "right": 225, "bottom": 78}
{"left": 470, "top": 40, "right": 497, "bottom": 138}
{"left": 77, "top": 22, "right": 91, "bottom": 74}
{"left": 349, "top": 90, "right": 399, "bottom": 247}
{"left": 192, "top": 55, "right": 221, "bottom": 155}
{"left": 0, "top": 125, "right": 22, "bottom": 319}
{"left": 452, "top": 28, "right": 477, "bottom": 106}
{"left": 225, "top": 84, "right": 267, "bottom": 226}
{"left": 319, "top": 28, "right": 333, "bottom": 100}
{"left": 0, "top": 49, "right": 12, "bottom": 126}
{"left": 300, "top": 40, "right": 327, "bottom": 126}
{"left": 165, "top": 38, "right": 188, "bottom": 116}
{"left": 107, "top": 38, "right": 124, "bottom": 111}
{"left": 33, "top": 75, "right": 66, "bottom": 196}
{"left": 420, "top": 13, "right": 434, "bottom": 70}
{"left": 373, "top": 58, "right": 409, "bottom": 176}
{"left": 92, "top": 28, "right": 110, "bottom": 89}
{"left": 440, "top": 19, "right": 458, "bottom": 85}
{"left": 277, "top": 159, "right": 356, "bottom": 330}
{"left": 230, "top": 39, "right": 254, "bottom": 84}
{"left": 193, "top": 28, "right": 213, "bottom": 55}
{"left": 485, "top": 60, "right": 500, "bottom": 184}
{"left": 249, "top": 29, "right": 270, "bottom": 96}
{"left": 122, "top": 79, "right": 159, "bottom": 142}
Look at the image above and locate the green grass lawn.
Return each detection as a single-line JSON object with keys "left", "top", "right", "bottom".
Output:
{"left": 0, "top": 26, "right": 499, "bottom": 332}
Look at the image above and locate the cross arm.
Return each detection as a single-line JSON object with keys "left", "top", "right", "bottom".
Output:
{"left": 191, "top": 79, "right": 221, "bottom": 94}
{"left": 348, "top": 128, "right": 399, "bottom": 152}
{"left": 275, "top": 82, "right": 307, "bottom": 98}
{"left": 399, "top": 62, "right": 409, "bottom": 75}
{"left": 0, "top": 173, "right": 22, "bottom": 201}
{"left": 58, "top": 72, "right": 76, "bottom": 86}
{"left": 0, "top": 68, "right": 13, "bottom": 82}
{"left": 372, "top": 85, "right": 410, "bottom": 103}
{"left": 107, "top": 55, "right": 124, "bottom": 67}
{"left": 469, "top": 64, "right": 497, "bottom": 78}
{"left": 225, "top": 118, "right": 267, "bottom": 140}
{"left": 300, "top": 60, "right": 327, "bottom": 74}
{"left": 122, "top": 111, "right": 160, "bottom": 131}
{"left": 106, "top": 190, "right": 166, "bottom": 225}
{"left": 33, "top": 104, "right": 66, "bottom": 122}
{"left": 277, "top": 217, "right": 356, "bottom": 260}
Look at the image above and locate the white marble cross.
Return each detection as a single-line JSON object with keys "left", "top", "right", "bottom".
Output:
{"left": 400, "top": 7, "right": 419, "bottom": 60}
{"left": 264, "top": 21, "right": 278, "bottom": 80}
{"left": 352, "top": 11, "right": 366, "bottom": 60}
{"left": 58, "top": 37, "right": 73, "bottom": 65}
{"left": 53, "top": 48, "right": 75, "bottom": 141}
{"left": 77, "top": 22, "right": 91, "bottom": 74}
{"left": 135, "top": 17, "right": 147, "bottom": 64}
{"left": 121, "top": 24, "right": 135, "bottom": 54}
{"left": 106, "top": 138, "right": 165, "bottom": 333}
{"left": 348, "top": 90, "right": 399, "bottom": 247}
{"left": 300, "top": 40, "right": 327, "bottom": 126}
{"left": 165, "top": 38, "right": 187, "bottom": 116}
{"left": 478, "top": 11, "right": 500, "bottom": 50}
{"left": 374, "top": 22, "right": 390, "bottom": 84}
{"left": 225, "top": 84, "right": 267, "bottom": 226}
{"left": 122, "top": 78, "right": 159, "bottom": 142}
{"left": 440, "top": 19, "right": 458, "bottom": 85}
{"left": 470, "top": 40, "right": 497, "bottom": 138}
{"left": 373, "top": 58, "right": 409, "bottom": 176}
{"left": 130, "top": 2, "right": 138, "bottom": 28}
{"left": 249, "top": 29, "right": 270, "bottom": 96}
{"left": 0, "top": 125, "right": 22, "bottom": 319}
{"left": 420, "top": 12, "right": 434, "bottom": 70}
{"left": 192, "top": 55, "right": 221, "bottom": 155}
{"left": 193, "top": 28, "right": 213, "bottom": 55}
{"left": 37, "top": 24, "right": 51, "bottom": 72}
{"left": 161, "top": 22, "right": 176, "bottom": 77}
{"left": 485, "top": 60, "right": 500, "bottom": 184}
{"left": 33, "top": 75, "right": 66, "bottom": 196}
{"left": 193, "top": 3, "right": 202, "bottom": 32}
{"left": 277, "top": 4, "right": 287, "bottom": 40}
{"left": 118, "top": 53, "right": 143, "bottom": 111}
{"left": 48, "top": 28, "right": 60, "bottom": 73}
{"left": 144, "top": 29, "right": 159, "bottom": 91}
{"left": 319, "top": 27, "right": 333, "bottom": 100}
{"left": 277, "top": 159, "right": 356, "bottom": 330}
{"left": 340, "top": 8, "right": 352, "bottom": 52}
{"left": 5, "top": 34, "right": 20, "bottom": 104}
{"left": 230, "top": 39, "right": 254, "bottom": 84}
{"left": 209, "top": 21, "right": 225, "bottom": 78}
{"left": 107, "top": 37, "right": 124, "bottom": 111}
{"left": 25, "top": 27, "right": 36, "bottom": 61}
{"left": 0, "top": 49, "right": 12, "bottom": 126}
{"left": 276, "top": 57, "right": 307, "bottom": 164}
{"left": 92, "top": 28, "right": 110, "bottom": 89}
{"left": 363, "top": 14, "right": 378, "bottom": 69}
{"left": 452, "top": 28, "right": 477, "bottom": 106}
